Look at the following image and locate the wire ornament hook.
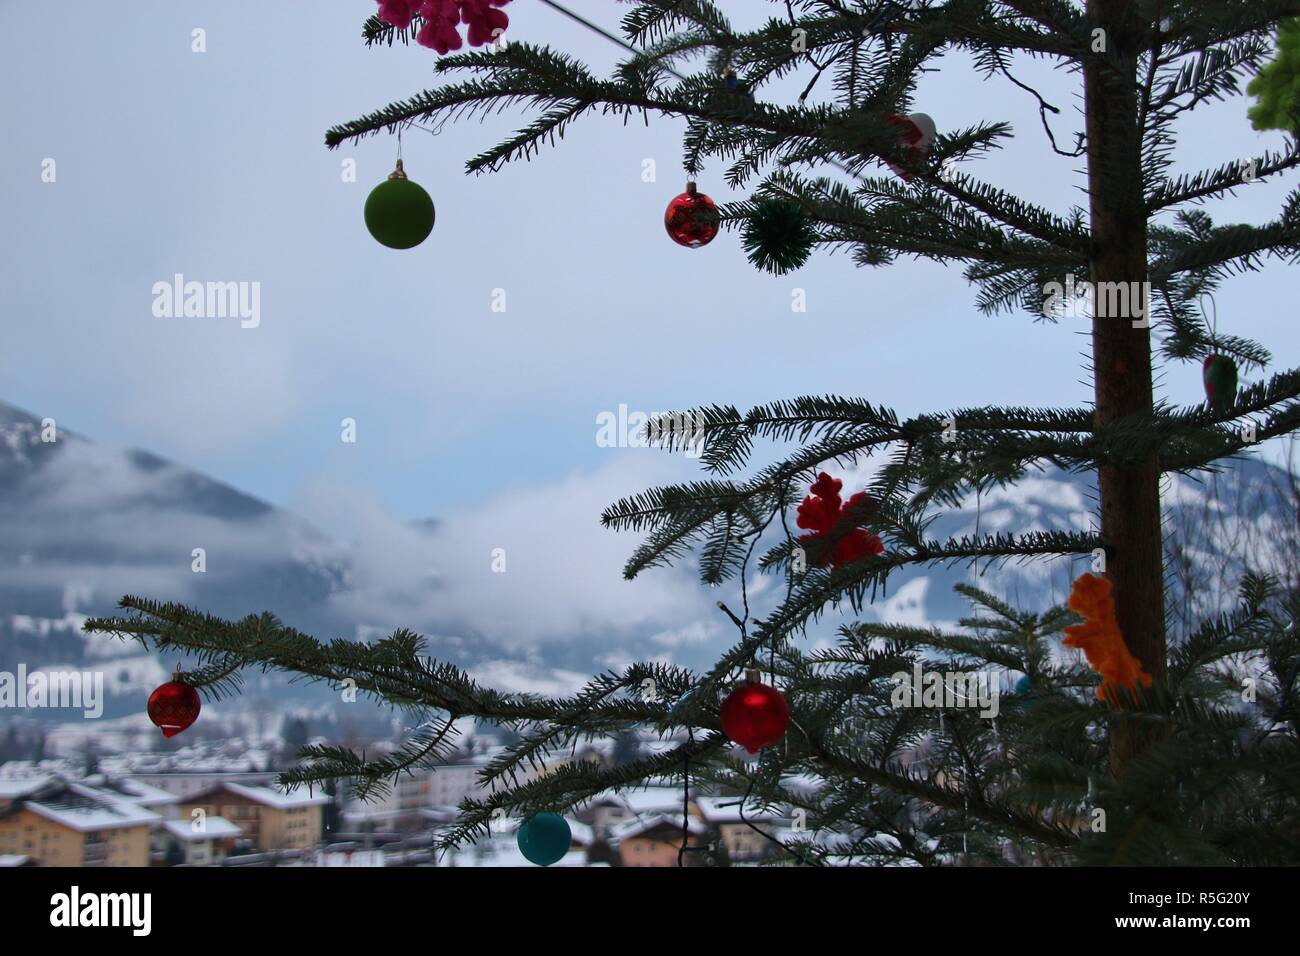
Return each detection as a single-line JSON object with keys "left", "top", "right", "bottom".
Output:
{"left": 1198, "top": 292, "right": 1219, "bottom": 350}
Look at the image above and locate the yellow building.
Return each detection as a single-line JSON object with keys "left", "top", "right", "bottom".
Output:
{"left": 0, "top": 777, "right": 160, "bottom": 867}
{"left": 611, "top": 814, "right": 708, "bottom": 867}
{"left": 179, "top": 782, "right": 327, "bottom": 853}
{"left": 695, "top": 795, "right": 789, "bottom": 862}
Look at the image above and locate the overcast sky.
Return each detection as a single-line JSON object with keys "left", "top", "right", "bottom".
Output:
{"left": 2, "top": 0, "right": 1295, "bottom": 555}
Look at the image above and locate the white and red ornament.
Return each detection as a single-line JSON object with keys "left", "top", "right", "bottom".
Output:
{"left": 883, "top": 112, "right": 936, "bottom": 182}
{"left": 147, "top": 672, "right": 201, "bottom": 738}
{"left": 720, "top": 668, "right": 790, "bottom": 753}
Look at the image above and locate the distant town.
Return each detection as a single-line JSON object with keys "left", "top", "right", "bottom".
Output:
{"left": 0, "top": 726, "right": 812, "bottom": 867}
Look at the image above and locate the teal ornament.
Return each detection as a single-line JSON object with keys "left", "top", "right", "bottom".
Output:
{"left": 1203, "top": 354, "right": 1238, "bottom": 410}
{"left": 365, "top": 159, "right": 435, "bottom": 249}
{"left": 1015, "top": 675, "right": 1047, "bottom": 713}
{"left": 517, "top": 812, "right": 571, "bottom": 866}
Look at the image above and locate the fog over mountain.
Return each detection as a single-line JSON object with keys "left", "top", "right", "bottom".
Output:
{"left": 2, "top": 400, "right": 1293, "bottom": 726}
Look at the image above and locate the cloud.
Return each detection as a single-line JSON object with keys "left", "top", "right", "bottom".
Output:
{"left": 293, "top": 453, "right": 720, "bottom": 648}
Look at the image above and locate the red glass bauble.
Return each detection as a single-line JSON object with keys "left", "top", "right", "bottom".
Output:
{"left": 720, "top": 676, "right": 790, "bottom": 753}
{"left": 664, "top": 183, "right": 720, "bottom": 248}
{"left": 147, "top": 679, "right": 201, "bottom": 738}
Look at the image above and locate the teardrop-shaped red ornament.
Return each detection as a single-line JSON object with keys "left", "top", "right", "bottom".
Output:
{"left": 720, "top": 670, "right": 790, "bottom": 753}
{"left": 147, "top": 676, "right": 201, "bottom": 738}
{"left": 664, "top": 181, "right": 720, "bottom": 248}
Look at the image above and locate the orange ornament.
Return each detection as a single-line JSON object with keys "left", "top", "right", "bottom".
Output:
{"left": 1061, "top": 572, "right": 1152, "bottom": 704}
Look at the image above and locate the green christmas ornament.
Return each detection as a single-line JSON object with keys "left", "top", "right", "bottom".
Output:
{"left": 1203, "top": 354, "right": 1239, "bottom": 409}
{"left": 1248, "top": 19, "right": 1300, "bottom": 132}
{"left": 364, "top": 159, "right": 435, "bottom": 249}
{"left": 517, "top": 812, "right": 571, "bottom": 866}
{"left": 741, "top": 197, "right": 818, "bottom": 275}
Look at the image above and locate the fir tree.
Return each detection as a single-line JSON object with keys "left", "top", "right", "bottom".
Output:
{"left": 87, "top": 1, "right": 1300, "bottom": 865}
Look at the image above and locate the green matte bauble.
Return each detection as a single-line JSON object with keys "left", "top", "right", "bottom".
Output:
{"left": 1203, "top": 354, "right": 1239, "bottom": 409}
{"left": 742, "top": 197, "right": 818, "bottom": 275}
{"left": 365, "top": 161, "right": 435, "bottom": 249}
{"left": 517, "top": 812, "right": 571, "bottom": 867}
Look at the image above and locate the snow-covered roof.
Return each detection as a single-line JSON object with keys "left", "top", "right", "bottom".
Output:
{"left": 163, "top": 817, "right": 243, "bottom": 841}
{"left": 611, "top": 813, "right": 707, "bottom": 843}
{"left": 618, "top": 787, "right": 687, "bottom": 814}
{"left": 196, "top": 782, "right": 329, "bottom": 809}
{"left": 0, "top": 777, "right": 54, "bottom": 800}
{"left": 694, "top": 796, "right": 786, "bottom": 824}
{"left": 567, "top": 819, "right": 593, "bottom": 845}
{"left": 777, "top": 773, "right": 826, "bottom": 796}
{"left": 92, "top": 778, "right": 179, "bottom": 807}
{"left": 22, "top": 782, "right": 163, "bottom": 833}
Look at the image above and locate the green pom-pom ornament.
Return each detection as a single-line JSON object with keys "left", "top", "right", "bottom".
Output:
{"left": 364, "top": 160, "right": 435, "bottom": 249}
{"left": 1203, "top": 354, "right": 1239, "bottom": 409}
{"left": 517, "top": 812, "right": 571, "bottom": 867}
{"left": 741, "top": 197, "right": 818, "bottom": 275}
{"left": 1248, "top": 19, "right": 1300, "bottom": 132}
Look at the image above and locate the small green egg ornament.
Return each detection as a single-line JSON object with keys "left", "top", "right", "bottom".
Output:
{"left": 364, "top": 159, "right": 435, "bottom": 249}
{"left": 1203, "top": 354, "right": 1239, "bottom": 410}
{"left": 517, "top": 812, "right": 571, "bottom": 867}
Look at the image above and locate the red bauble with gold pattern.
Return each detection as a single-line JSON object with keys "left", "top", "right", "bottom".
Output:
{"left": 664, "top": 181, "right": 720, "bottom": 248}
{"left": 720, "top": 669, "right": 790, "bottom": 753}
{"left": 147, "top": 674, "right": 201, "bottom": 738}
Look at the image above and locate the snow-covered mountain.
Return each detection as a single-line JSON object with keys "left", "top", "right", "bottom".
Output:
{"left": 0, "top": 401, "right": 510, "bottom": 723}
{"left": 1, "top": 400, "right": 1293, "bottom": 726}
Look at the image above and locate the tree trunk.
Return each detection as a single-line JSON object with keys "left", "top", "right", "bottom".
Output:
{"left": 1084, "top": 0, "right": 1166, "bottom": 777}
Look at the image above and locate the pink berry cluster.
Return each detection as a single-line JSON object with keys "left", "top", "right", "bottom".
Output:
{"left": 375, "top": 0, "right": 510, "bottom": 55}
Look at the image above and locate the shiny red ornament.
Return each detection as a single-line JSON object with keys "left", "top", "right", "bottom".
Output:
{"left": 721, "top": 670, "right": 790, "bottom": 753}
{"left": 664, "top": 182, "right": 720, "bottom": 248}
{"left": 147, "top": 675, "right": 201, "bottom": 738}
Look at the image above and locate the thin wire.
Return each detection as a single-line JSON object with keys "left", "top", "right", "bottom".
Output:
{"left": 737, "top": 769, "right": 812, "bottom": 866}
{"left": 536, "top": 0, "right": 646, "bottom": 59}
{"left": 1200, "top": 292, "right": 1218, "bottom": 348}
{"left": 678, "top": 727, "right": 694, "bottom": 867}
{"left": 534, "top": 0, "right": 914, "bottom": 187}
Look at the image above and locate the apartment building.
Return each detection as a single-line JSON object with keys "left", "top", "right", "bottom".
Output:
{"left": 0, "top": 777, "right": 160, "bottom": 866}
{"left": 179, "top": 781, "right": 327, "bottom": 852}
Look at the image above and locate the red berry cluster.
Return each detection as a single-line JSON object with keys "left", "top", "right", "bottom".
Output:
{"left": 376, "top": 0, "right": 510, "bottom": 55}
{"left": 795, "top": 472, "right": 884, "bottom": 567}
